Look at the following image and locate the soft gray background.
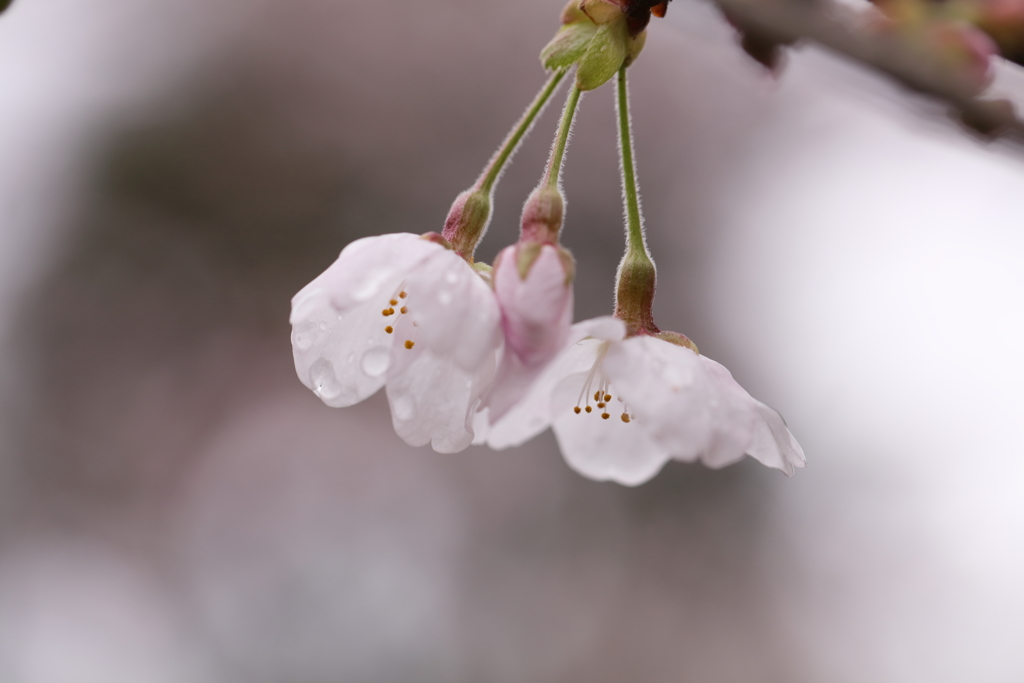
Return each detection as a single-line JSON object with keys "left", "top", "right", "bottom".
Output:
{"left": 1, "top": 0, "right": 1023, "bottom": 681}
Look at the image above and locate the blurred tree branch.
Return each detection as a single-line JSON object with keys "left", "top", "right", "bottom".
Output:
{"left": 704, "top": 0, "right": 1024, "bottom": 141}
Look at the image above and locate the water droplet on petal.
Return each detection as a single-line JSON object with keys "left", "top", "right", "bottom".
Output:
{"left": 360, "top": 347, "right": 391, "bottom": 378}
{"left": 438, "top": 291, "right": 453, "bottom": 305}
{"left": 309, "top": 358, "right": 342, "bottom": 399}
{"left": 444, "top": 270, "right": 460, "bottom": 284}
{"left": 393, "top": 395, "right": 416, "bottom": 421}
{"left": 293, "top": 322, "right": 324, "bottom": 351}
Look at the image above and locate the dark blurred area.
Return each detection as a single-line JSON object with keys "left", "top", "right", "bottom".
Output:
{"left": 1, "top": 0, "right": 1023, "bottom": 681}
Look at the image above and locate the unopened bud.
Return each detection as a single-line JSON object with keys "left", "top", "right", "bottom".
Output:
{"left": 613, "top": 251, "right": 657, "bottom": 336}
{"left": 441, "top": 188, "right": 491, "bottom": 260}
{"left": 519, "top": 185, "right": 564, "bottom": 243}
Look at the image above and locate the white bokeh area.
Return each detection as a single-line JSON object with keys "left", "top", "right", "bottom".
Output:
{"left": 713, "top": 46, "right": 1024, "bottom": 683}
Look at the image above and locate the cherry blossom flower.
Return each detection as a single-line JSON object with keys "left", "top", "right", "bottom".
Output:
{"left": 290, "top": 232, "right": 501, "bottom": 452}
{"left": 486, "top": 317, "right": 805, "bottom": 486}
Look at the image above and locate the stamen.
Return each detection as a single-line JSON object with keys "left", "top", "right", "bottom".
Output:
{"left": 574, "top": 406, "right": 581, "bottom": 414}
{"left": 385, "top": 326, "right": 393, "bottom": 334}
{"left": 585, "top": 406, "right": 592, "bottom": 413}
{"left": 382, "top": 309, "right": 391, "bottom": 316}
{"left": 621, "top": 413, "right": 631, "bottom": 423}
{"left": 594, "top": 391, "right": 601, "bottom": 401}
{"left": 399, "top": 291, "right": 407, "bottom": 299}
{"left": 390, "top": 299, "right": 398, "bottom": 306}
{"left": 405, "top": 340, "right": 415, "bottom": 350}
{"left": 400, "top": 306, "right": 408, "bottom": 314}
{"left": 597, "top": 402, "right": 606, "bottom": 409}
{"left": 601, "top": 413, "right": 610, "bottom": 420}
{"left": 604, "top": 394, "right": 612, "bottom": 402}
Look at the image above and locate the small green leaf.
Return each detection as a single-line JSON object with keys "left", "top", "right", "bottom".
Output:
{"left": 541, "top": 22, "right": 599, "bottom": 70}
{"left": 576, "top": 20, "right": 629, "bottom": 91}
{"left": 516, "top": 241, "right": 544, "bottom": 280}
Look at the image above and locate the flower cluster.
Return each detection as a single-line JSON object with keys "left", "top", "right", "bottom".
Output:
{"left": 290, "top": 0, "right": 805, "bottom": 485}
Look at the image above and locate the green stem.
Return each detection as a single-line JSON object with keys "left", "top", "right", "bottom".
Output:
{"left": 478, "top": 69, "right": 568, "bottom": 194}
{"left": 615, "top": 67, "right": 650, "bottom": 263}
{"left": 613, "top": 65, "right": 658, "bottom": 336}
{"left": 543, "top": 82, "right": 583, "bottom": 190}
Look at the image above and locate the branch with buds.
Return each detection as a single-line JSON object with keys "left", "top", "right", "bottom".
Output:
{"left": 692, "top": 0, "right": 1024, "bottom": 140}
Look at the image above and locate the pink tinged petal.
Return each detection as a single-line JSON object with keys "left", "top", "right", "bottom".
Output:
{"left": 290, "top": 292, "right": 394, "bottom": 407}
{"left": 693, "top": 356, "right": 761, "bottom": 469}
{"left": 486, "top": 337, "right": 603, "bottom": 449}
{"left": 550, "top": 370, "right": 672, "bottom": 486}
{"left": 386, "top": 342, "right": 498, "bottom": 453}
{"left": 493, "top": 244, "right": 574, "bottom": 367}
{"left": 602, "top": 336, "right": 717, "bottom": 463}
{"left": 572, "top": 315, "right": 627, "bottom": 344}
{"left": 746, "top": 400, "right": 806, "bottom": 476}
{"left": 303, "top": 233, "right": 439, "bottom": 313}
{"left": 400, "top": 249, "right": 502, "bottom": 372}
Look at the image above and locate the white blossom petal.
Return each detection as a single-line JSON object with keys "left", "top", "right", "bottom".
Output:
{"left": 401, "top": 249, "right": 502, "bottom": 372}
{"left": 304, "top": 233, "right": 438, "bottom": 313}
{"left": 746, "top": 400, "right": 807, "bottom": 476}
{"left": 290, "top": 291, "right": 394, "bottom": 407}
{"left": 485, "top": 319, "right": 624, "bottom": 449}
{"left": 603, "top": 338, "right": 759, "bottom": 469}
{"left": 386, "top": 340, "right": 497, "bottom": 453}
{"left": 550, "top": 370, "right": 672, "bottom": 486}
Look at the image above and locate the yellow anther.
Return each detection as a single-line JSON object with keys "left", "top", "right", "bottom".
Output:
{"left": 601, "top": 413, "right": 610, "bottom": 420}
{"left": 384, "top": 326, "right": 393, "bottom": 334}
{"left": 400, "top": 306, "right": 408, "bottom": 314}
{"left": 382, "top": 309, "right": 391, "bottom": 316}
{"left": 604, "top": 394, "right": 612, "bottom": 402}
{"left": 594, "top": 391, "right": 601, "bottom": 401}
{"left": 621, "top": 413, "right": 631, "bottom": 423}
{"left": 573, "top": 406, "right": 581, "bottom": 414}
{"left": 390, "top": 299, "right": 398, "bottom": 306}
{"left": 597, "top": 402, "right": 606, "bottom": 409}
{"left": 585, "top": 406, "right": 592, "bottom": 413}
{"left": 399, "top": 291, "right": 407, "bottom": 299}
{"left": 404, "top": 340, "right": 415, "bottom": 349}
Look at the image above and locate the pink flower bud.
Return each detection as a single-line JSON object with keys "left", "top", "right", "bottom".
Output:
{"left": 483, "top": 241, "right": 575, "bottom": 422}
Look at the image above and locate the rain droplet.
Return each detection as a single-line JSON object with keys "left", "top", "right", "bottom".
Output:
{"left": 360, "top": 347, "right": 391, "bottom": 378}
{"left": 438, "top": 291, "right": 453, "bottom": 305}
{"left": 393, "top": 395, "right": 416, "bottom": 421}
{"left": 309, "top": 359, "right": 342, "bottom": 399}
{"left": 292, "top": 322, "right": 324, "bottom": 351}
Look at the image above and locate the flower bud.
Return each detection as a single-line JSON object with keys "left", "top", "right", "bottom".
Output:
{"left": 441, "top": 188, "right": 491, "bottom": 260}
{"left": 613, "top": 250, "right": 657, "bottom": 336}
{"left": 519, "top": 185, "right": 564, "bottom": 243}
{"left": 485, "top": 241, "right": 576, "bottom": 421}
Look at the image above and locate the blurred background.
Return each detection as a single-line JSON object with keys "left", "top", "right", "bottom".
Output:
{"left": 1, "top": 0, "right": 1023, "bottom": 681}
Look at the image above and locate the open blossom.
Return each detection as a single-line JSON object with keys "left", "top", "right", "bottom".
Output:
{"left": 290, "top": 232, "right": 501, "bottom": 453}
{"left": 486, "top": 317, "right": 805, "bottom": 486}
